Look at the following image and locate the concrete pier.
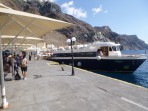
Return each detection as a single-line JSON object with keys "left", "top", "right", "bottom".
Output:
{"left": 1, "top": 60, "right": 148, "bottom": 111}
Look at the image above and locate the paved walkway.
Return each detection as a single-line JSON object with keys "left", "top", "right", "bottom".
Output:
{"left": 1, "top": 59, "right": 148, "bottom": 111}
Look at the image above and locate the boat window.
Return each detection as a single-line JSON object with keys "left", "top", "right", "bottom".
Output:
{"left": 55, "top": 54, "right": 58, "bottom": 57}
{"left": 75, "top": 52, "right": 93, "bottom": 57}
{"left": 72, "top": 52, "right": 79, "bottom": 57}
{"left": 62, "top": 53, "right": 68, "bottom": 57}
{"left": 65, "top": 53, "right": 71, "bottom": 57}
{"left": 52, "top": 54, "right": 56, "bottom": 57}
{"left": 54, "top": 52, "right": 96, "bottom": 57}
{"left": 54, "top": 53, "right": 71, "bottom": 57}
{"left": 109, "top": 47, "right": 112, "bottom": 51}
{"left": 74, "top": 52, "right": 96, "bottom": 57}
{"left": 85, "top": 52, "right": 96, "bottom": 57}
{"left": 79, "top": 52, "right": 86, "bottom": 57}
{"left": 112, "top": 46, "right": 116, "bottom": 51}
{"left": 59, "top": 54, "right": 63, "bottom": 57}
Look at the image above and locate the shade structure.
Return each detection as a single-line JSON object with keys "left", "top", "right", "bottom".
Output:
{"left": 0, "top": 7, "right": 73, "bottom": 38}
{"left": 0, "top": 4, "right": 73, "bottom": 49}
{"left": 0, "top": 3, "right": 73, "bottom": 109}
{"left": 1, "top": 35, "right": 44, "bottom": 49}
{"left": 0, "top": 3, "right": 11, "bottom": 9}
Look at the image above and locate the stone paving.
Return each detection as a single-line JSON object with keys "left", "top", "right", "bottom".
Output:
{"left": 0, "top": 59, "right": 148, "bottom": 111}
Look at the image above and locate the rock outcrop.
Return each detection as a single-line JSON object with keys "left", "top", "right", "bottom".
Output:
{"left": 94, "top": 26, "right": 148, "bottom": 50}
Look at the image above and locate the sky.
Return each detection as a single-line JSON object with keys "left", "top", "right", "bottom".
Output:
{"left": 48, "top": 0, "right": 148, "bottom": 43}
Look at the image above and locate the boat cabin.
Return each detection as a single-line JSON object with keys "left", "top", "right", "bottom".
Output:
{"left": 52, "top": 42, "right": 122, "bottom": 58}
{"left": 97, "top": 46, "right": 121, "bottom": 56}
{"left": 93, "top": 42, "right": 121, "bottom": 57}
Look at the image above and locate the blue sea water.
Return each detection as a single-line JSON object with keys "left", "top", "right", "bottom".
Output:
{"left": 95, "top": 50, "right": 148, "bottom": 88}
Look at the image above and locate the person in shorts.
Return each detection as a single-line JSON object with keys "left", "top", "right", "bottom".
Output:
{"left": 21, "top": 55, "right": 28, "bottom": 80}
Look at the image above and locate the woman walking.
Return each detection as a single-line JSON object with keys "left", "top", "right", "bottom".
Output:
{"left": 21, "top": 55, "right": 28, "bottom": 80}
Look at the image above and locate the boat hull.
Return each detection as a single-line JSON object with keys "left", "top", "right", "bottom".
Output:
{"left": 49, "top": 58, "right": 146, "bottom": 73}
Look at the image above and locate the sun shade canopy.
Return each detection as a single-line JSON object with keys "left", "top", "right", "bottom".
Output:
{"left": 0, "top": 4, "right": 73, "bottom": 47}
{"left": 1, "top": 35, "right": 44, "bottom": 46}
{"left": 0, "top": 3, "right": 11, "bottom": 9}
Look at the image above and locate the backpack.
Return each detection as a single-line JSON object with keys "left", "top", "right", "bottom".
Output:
{"left": 15, "top": 72, "right": 21, "bottom": 80}
{"left": 21, "top": 58, "right": 27, "bottom": 67}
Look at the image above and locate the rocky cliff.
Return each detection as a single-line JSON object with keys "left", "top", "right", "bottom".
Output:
{"left": 94, "top": 26, "right": 148, "bottom": 50}
{"left": 1, "top": 0, "right": 148, "bottom": 49}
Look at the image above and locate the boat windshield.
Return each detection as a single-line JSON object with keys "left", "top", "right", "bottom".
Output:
{"left": 109, "top": 46, "right": 120, "bottom": 51}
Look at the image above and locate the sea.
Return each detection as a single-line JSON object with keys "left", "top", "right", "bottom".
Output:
{"left": 94, "top": 50, "right": 148, "bottom": 88}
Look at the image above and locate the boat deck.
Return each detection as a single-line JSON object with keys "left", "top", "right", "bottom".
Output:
{"left": 1, "top": 59, "right": 148, "bottom": 111}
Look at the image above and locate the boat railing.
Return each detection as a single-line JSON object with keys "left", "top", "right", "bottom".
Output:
{"left": 121, "top": 54, "right": 147, "bottom": 58}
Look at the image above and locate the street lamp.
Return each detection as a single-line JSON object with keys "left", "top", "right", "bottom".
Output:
{"left": 67, "top": 37, "right": 76, "bottom": 76}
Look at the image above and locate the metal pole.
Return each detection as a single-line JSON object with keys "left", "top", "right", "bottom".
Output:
{"left": 11, "top": 44, "right": 15, "bottom": 78}
{"left": 0, "top": 25, "right": 9, "bottom": 108}
{"left": 36, "top": 45, "right": 37, "bottom": 54}
{"left": 71, "top": 40, "right": 75, "bottom": 76}
{"left": 36, "top": 45, "right": 38, "bottom": 60}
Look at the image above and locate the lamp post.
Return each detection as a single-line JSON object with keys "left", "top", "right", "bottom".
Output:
{"left": 67, "top": 37, "right": 76, "bottom": 76}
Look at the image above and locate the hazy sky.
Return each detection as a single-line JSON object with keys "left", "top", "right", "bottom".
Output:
{"left": 53, "top": 0, "right": 148, "bottom": 43}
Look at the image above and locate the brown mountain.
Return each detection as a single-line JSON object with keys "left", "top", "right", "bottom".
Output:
{"left": 1, "top": 0, "right": 148, "bottom": 49}
{"left": 94, "top": 26, "right": 148, "bottom": 50}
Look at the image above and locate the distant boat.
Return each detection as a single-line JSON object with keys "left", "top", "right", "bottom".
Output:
{"left": 49, "top": 41, "right": 147, "bottom": 73}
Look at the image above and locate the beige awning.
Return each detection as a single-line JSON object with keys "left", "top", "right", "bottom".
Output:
{"left": 0, "top": 3, "right": 11, "bottom": 9}
{"left": 0, "top": 4, "right": 73, "bottom": 48}
{"left": 1, "top": 35, "right": 43, "bottom": 40}
{"left": 0, "top": 7, "right": 73, "bottom": 37}
{"left": 1, "top": 35, "right": 44, "bottom": 46}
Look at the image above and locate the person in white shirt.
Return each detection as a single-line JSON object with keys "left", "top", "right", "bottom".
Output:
{"left": 21, "top": 55, "right": 28, "bottom": 80}
{"left": 98, "top": 49, "right": 103, "bottom": 56}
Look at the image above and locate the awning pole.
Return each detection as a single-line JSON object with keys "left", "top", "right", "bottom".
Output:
{"left": 0, "top": 25, "right": 9, "bottom": 109}
{"left": 36, "top": 44, "right": 37, "bottom": 54}
{"left": 11, "top": 44, "right": 14, "bottom": 76}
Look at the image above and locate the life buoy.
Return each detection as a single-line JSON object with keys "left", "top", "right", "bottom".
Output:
{"left": 77, "top": 62, "right": 82, "bottom": 67}
{"left": 97, "top": 56, "right": 101, "bottom": 60}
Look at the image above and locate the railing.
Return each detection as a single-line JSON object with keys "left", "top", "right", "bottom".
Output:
{"left": 121, "top": 54, "right": 147, "bottom": 58}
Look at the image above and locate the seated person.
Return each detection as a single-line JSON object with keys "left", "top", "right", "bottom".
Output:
{"left": 98, "top": 49, "right": 103, "bottom": 56}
